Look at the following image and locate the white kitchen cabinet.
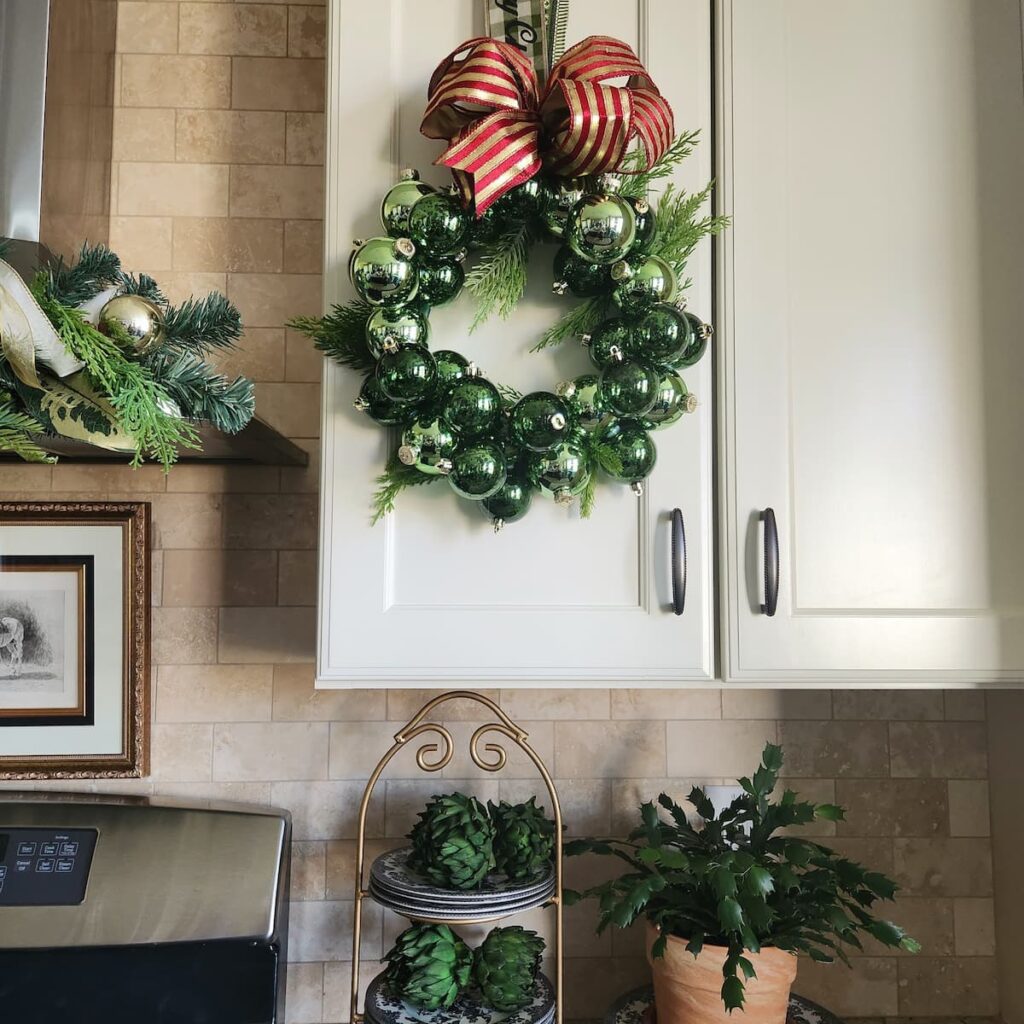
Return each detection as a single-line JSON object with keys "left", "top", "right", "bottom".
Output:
{"left": 717, "top": 0, "right": 1024, "bottom": 682}
{"left": 318, "top": 1, "right": 715, "bottom": 685}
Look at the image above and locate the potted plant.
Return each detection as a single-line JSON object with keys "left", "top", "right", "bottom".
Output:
{"left": 565, "top": 743, "right": 919, "bottom": 1022}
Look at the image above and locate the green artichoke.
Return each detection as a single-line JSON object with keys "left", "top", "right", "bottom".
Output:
{"left": 473, "top": 926, "right": 546, "bottom": 1012}
{"left": 488, "top": 797, "right": 555, "bottom": 880}
{"left": 407, "top": 792, "right": 496, "bottom": 890}
{"left": 384, "top": 923, "right": 473, "bottom": 1010}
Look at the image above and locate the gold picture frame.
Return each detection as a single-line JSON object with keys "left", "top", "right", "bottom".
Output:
{"left": 0, "top": 502, "right": 150, "bottom": 778}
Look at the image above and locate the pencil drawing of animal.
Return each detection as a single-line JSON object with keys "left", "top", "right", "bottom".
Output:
{"left": 0, "top": 617, "right": 24, "bottom": 677}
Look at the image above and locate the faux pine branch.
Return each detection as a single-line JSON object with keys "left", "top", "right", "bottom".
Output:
{"left": 162, "top": 292, "right": 243, "bottom": 354}
{"left": 146, "top": 352, "right": 255, "bottom": 435}
{"left": 532, "top": 295, "right": 610, "bottom": 351}
{"left": 371, "top": 450, "right": 439, "bottom": 524}
{"left": 289, "top": 300, "right": 375, "bottom": 373}
{"left": 43, "top": 243, "right": 121, "bottom": 307}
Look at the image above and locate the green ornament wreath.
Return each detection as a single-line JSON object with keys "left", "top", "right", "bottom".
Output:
{"left": 292, "top": 131, "right": 727, "bottom": 528}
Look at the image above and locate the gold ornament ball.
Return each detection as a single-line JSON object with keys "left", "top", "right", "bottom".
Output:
{"left": 97, "top": 295, "right": 165, "bottom": 354}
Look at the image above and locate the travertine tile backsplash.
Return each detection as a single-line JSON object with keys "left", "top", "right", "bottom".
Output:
{"left": 1, "top": 3, "right": 1000, "bottom": 1022}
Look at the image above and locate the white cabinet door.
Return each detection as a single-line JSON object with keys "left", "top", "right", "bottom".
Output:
{"left": 718, "top": 0, "right": 1024, "bottom": 683}
{"left": 319, "top": 1, "right": 715, "bottom": 686}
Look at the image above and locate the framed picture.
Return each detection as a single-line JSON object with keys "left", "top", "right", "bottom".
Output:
{"left": 0, "top": 502, "right": 149, "bottom": 778}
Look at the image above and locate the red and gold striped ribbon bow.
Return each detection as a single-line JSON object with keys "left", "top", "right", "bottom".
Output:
{"left": 420, "top": 34, "right": 674, "bottom": 216}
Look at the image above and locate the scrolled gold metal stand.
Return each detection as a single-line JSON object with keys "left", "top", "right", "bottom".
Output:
{"left": 350, "top": 690, "right": 564, "bottom": 1024}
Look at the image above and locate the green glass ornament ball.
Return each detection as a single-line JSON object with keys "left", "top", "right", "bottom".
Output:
{"left": 418, "top": 260, "right": 465, "bottom": 306}
{"left": 631, "top": 303, "right": 693, "bottom": 365}
{"left": 585, "top": 317, "right": 633, "bottom": 370}
{"left": 365, "top": 306, "right": 429, "bottom": 358}
{"left": 407, "top": 193, "right": 471, "bottom": 257}
{"left": 540, "top": 177, "right": 587, "bottom": 239}
{"left": 376, "top": 344, "right": 437, "bottom": 402}
{"left": 557, "top": 374, "right": 613, "bottom": 432}
{"left": 510, "top": 391, "right": 572, "bottom": 452}
{"left": 349, "top": 236, "right": 419, "bottom": 307}
{"left": 536, "top": 440, "right": 591, "bottom": 506}
{"left": 481, "top": 476, "right": 534, "bottom": 529}
{"left": 397, "top": 415, "right": 457, "bottom": 475}
{"left": 433, "top": 350, "right": 470, "bottom": 387}
{"left": 380, "top": 177, "right": 435, "bottom": 236}
{"left": 566, "top": 192, "right": 637, "bottom": 265}
{"left": 644, "top": 371, "right": 697, "bottom": 429}
{"left": 470, "top": 204, "right": 507, "bottom": 247}
{"left": 493, "top": 178, "right": 542, "bottom": 222}
{"left": 448, "top": 442, "right": 507, "bottom": 500}
{"left": 600, "top": 420, "right": 658, "bottom": 485}
{"left": 627, "top": 196, "right": 657, "bottom": 252}
{"left": 675, "top": 311, "right": 714, "bottom": 368}
{"left": 442, "top": 376, "right": 502, "bottom": 438}
{"left": 553, "top": 247, "right": 608, "bottom": 298}
{"left": 600, "top": 359, "right": 660, "bottom": 417}
{"left": 611, "top": 254, "right": 678, "bottom": 317}
{"left": 353, "top": 375, "right": 417, "bottom": 426}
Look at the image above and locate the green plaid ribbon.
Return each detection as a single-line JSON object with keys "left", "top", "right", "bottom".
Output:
{"left": 485, "top": 0, "right": 549, "bottom": 82}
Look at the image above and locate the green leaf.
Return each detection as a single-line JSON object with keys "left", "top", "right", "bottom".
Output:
{"left": 650, "top": 934, "right": 668, "bottom": 960}
{"left": 814, "top": 803, "right": 846, "bottom": 822}
{"left": 808, "top": 948, "right": 834, "bottom": 963}
{"left": 689, "top": 786, "right": 715, "bottom": 821}
{"left": 866, "top": 920, "right": 908, "bottom": 948}
{"left": 717, "top": 897, "right": 744, "bottom": 933}
{"left": 712, "top": 865, "right": 737, "bottom": 900}
{"left": 638, "top": 847, "right": 662, "bottom": 865}
{"left": 745, "top": 865, "right": 774, "bottom": 898}
{"left": 685, "top": 931, "right": 704, "bottom": 958}
{"left": 900, "top": 935, "right": 922, "bottom": 954}
{"left": 761, "top": 743, "right": 784, "bottom": 771}
{"left": 737, "top": 956, "right": 757, "bottom": 981}
{"left": 562, "top": 889, "right": 583, "bottom": 906}
{"left": 721, "top": 975, "right": 746, "bottom": 1012}
{"left": 863, "top": 872, "right": 898, "bottom": 900}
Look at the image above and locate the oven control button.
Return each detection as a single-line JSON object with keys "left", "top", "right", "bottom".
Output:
{"left": 60, "top": 842, "right": 79, "bottom": 856}
{"left": 35, "top": 858, "right": 55, "bottom": 873}
{"left": 39, "top": 842, "right": 59, "bottom": 856}
{"left": 16, "top": 842, "right": 36, "bottom": 857}
{"left": 0, "top": 866, "right": 7, "bottom": 879}
{"left": 55, "top": 859, "right": 75, "bottom": 873}
{"left": 14, "top": 860, "right": 31, "bottom": 873}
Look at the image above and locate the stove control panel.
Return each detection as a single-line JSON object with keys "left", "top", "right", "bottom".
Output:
{"left": 0, "top": 828, "right": 97, "bottom": 906}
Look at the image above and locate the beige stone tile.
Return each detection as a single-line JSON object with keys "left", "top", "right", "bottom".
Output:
{"left": 154, "top": 271, "right": 228, "bottom": 306}
{"left": 179, "top": 3, "right": 287, "bottom": 56}
{"left": 173, "top": 217, "right": 284, "bottom": 274}
{"left": 117, "top": 2, "right": 179, "bottom": 54}
{"left": 893, "top": 837, "right": 993, "bottom": 897}
{"left": 119, "top": 162, "right": 230, "bottom": 217}
{"left": 232, "top": 57, "right": 325, "bottom": 112}
{"left": 277, "top": 549, "right": 317, "bottom": 606}
{"left": 562, "top": 958, "right": 651, "bottom": 1020}
{"left": 896, "top": 956, "right": 999, "bottom": 1016}
{"left": 283, "top": 219, "right": 323, "bottom": 274}
{"left": 796, "top": 957, "right": 898, "bottom": 1017}
{"left": 151, "top": 781, "right": 272, "bottom": 805}
{"left": 289, "top": 900, "right": 362, "bottom": 962}
{"left": 774, "top": 777, "right": 839, "bottom": 837}
{"left": 835, "top": 779, "right": 948, "bottom": 838}
{"left": 325, "top": 839, "right": 397, "bottom": 900}
{"left": 157, "top": 664, "right": 274, "bottom": 722}
{"left": 218, "top": 606, "right": 316, "bottom": 663}
{"left": 721, "top": 689, "right": 832, "bottom": 720}
{"left": 498, "top": 689, "right": 610, "bottom": 720}
{"left": 255, "top": 382, "right": 321, "bottom": 438}
{"left": 150, "top": 492, "right": 223, "bottom": 549}
{"left": 556, "top": 720, "right": 665, "bottom": 779}
{"left": 944, "top": 689, "right": 987, "bottom": 720}
{"left": 222, "top": 493, "right": 318, "bottom": 549}
{"left": 500, "top": 778, "right": 610, "bottom": 837}
{"left": 176, "top": 109, "right": 286, "bottom": 164}
{"left": 288, "top": 6, "right": 326, "bottom": 58}
{"left": 889, "top": 721, "right": 988, "bottom": 779}
{"left": 151, "top": 550, "right": 163, "bottom": 608}
{"left": 383, "top": 778, "right": 500, "bottom": 838}
{"left": 0, "top": 464, "right": 53, "bottom": 492}
{"left": 285, "top": 961, "right": 323, "bottom": 1023}
{"left": 290, "top": 840, "right": 326, "bottom": 901}
{"left": 229, "top": 272, "right": 322, "bottom": 328}
{"left": 165, "top": 463, "right": 280, "bottom": 494}
{"left": 328, "top": 721, "right": 414, "bottom": 781}
{"left": 108, "top": 216, "right": 174, "bottom": 271}
{"left": 284, "top": 329, "right": 323, "bottom": 384}
{"left": 113, "top": 107, "right": 176, "bottom": 162}
{"left": 953, "top": 897, "right": 996, "bottom": 956}
{"left": 833, "top": 691, "right": 944, "bottom": 721}
{"left": 230, "top": 165, "right": 325, "bottom": 220}
{"left": 150, "top": 723, "right": 214, "bottom": 781}
{"left": 610, "top": 778, "right": 701, "bottom": 835}
{"left": 824, "top": 836, "right": 895, "bottom": 874}
{"left": 272, "top": 780, "right": 383, "bottom": 840}
{"left": 122, "top": 55, "right": 232, "bottom": 109}
{"left": 286, "top": 112, "right": 325, "bottom": 165}
{"left": 281, "top": 438, "right": 320, "bottom": 494}
{"left": 667, "top": 719, "right": 777, "bottom": 778}
{"left": 162, "top": 548, "right": 277, "bottom": 607}
{"left": 49, "top": 463, "right": 166, "bottom": 493}
{"left": 213, "top": 328, "right": 288, "bottom": 382}
{"left": 611, "top": 689, "right": 721, "bottom": 719}
{"left": 947, "top": 779, "right": 990, "bottom": 837}
{"left": 777, "top": 720, "right": 889, "bottom": 777}
{"left": 323, "top": 960, "right": 383, "bottom": 1024}
{"left": 439, "top": 720, "right": 554, "bottom": 780}
{"left": 213, "top": 721, "right": 328, "bottom": 780}
{"left": 863, "top": 896, "right": 954, "bottom": 957}
{"left": 385, "top": 689, "right": 501, "bottom": 722}
{"left": 272, "top": 664, "right": 386, "bottom": 721}
{"left": 151, "top": 606, "right": 219, "bottom": 664}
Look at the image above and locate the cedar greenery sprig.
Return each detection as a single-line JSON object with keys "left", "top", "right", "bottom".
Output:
{"left": 579, "top": 436, "right": 625, "bottom": 519}
{"left": 465, "top": 223, "right": 534, "bottom": 331}
{"left": 289, "top": 301, "right": 375, "bottom": 373}
{"left": 0, "top": 399, "right": 56, "bottom": 463}
{"left": 616, "top": 129, "right": 702, "bottom": 198}
{"left": 650, "top": 181, "right": 730, "bottom": 279}
{"left": 531, "top": 294, "right": 611, "bottom": 352}
{"left": 371, "top": 449, "right": 440, "bottom": 524}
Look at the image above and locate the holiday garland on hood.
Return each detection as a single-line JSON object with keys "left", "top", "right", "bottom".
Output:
{"left": 0, "top": 241, "right": 255, "bottom": 467}
{"left": 291, "top": 33, "right": 727, "bottom": 528}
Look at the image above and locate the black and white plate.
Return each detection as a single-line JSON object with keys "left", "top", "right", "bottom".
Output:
{"left": 365, "top": 971, "right": 555, "bottom": 1024}
{"left": 369, "top": 882, "right": 553, "bottom": 922}
{"left": 603, "top": 985, "right": 844, "bottom": 1024}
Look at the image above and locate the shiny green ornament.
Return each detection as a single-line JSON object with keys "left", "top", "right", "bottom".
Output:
{"left": 349, "top": 236, "right": 419, "bottom": 307}
{"left": 380, "top": 172, "right": 435, "bottom": 235}
{"left": 442, "top": 375, "right": 502, "bottom": 438}
{"left": 493, "top": 178, "right": 542, "bottom": 222}
{"left": 553, "top": 247, "right": 608, "bottom": 298}
{"left": 674, "top": 311, "right": 714, "bottom": 368}
{"left": 627, "top": 195, "right": 657, "bottom": 251}
{"left": 398, "top": 416, "right": 457, "bottom": 475}
{"left": 473, "top": 926, "right": 545, "bottom": 1012}
{"left": 488, "top": 797, "right": 555, "bottom": 880}
{"left": 583, "top": 317, "right": 633, "bottom": 370}
{"left": 481, "top": 475, "right": 534, "bottom": 530}
{"left": 353, "top": 376, "right": 417, "bottom": 426}
{"left": 384, "top": 924, "right": 473, "bottom": 1011}
{"left": 600, "top": 359, "right": 660, "bottom": 417}
{"left": 418, "top": 260, "right": 465, "bottom": 306}
{"left": 407, "top": 193, "right": 471, "bottom": 257}
{"left": 557, "top": 374, "right": 613, "bottom": 432}
{"left": 365, "top": 306, "right": 429, "bottom": 357}
{"left": 376, "top": 344, "right": 437, "bottom": 402}
{"left": 539, "top": 177, "right": 587, "bottom": 239}
{"left": 631, "top": 303, "right": 693, "bottom": 365}
{"left": 600, "top": 419, "right": 658, "bottom": 489}
{"left": 470, "top": 204, "right": 509, "bottom": 247}
{"left": 449, "top": 442, "right": 507, "bottom": 500}
{"left": 611, "top": 254, "right": 678, "bottom": 316}
{"left": 510, "top": 391, "right": 572, "bottom": 452}
{"left": 566, "top": 191, "right": 637, "bottom": 265}
{"left": 434, "top": 350, "right": 471, "bottom": 387}
{"left": 536, "top": 440, "right": 591, "bottom": 506}
{"left": 644, "top": 371, "right": 697, "bottom": 429}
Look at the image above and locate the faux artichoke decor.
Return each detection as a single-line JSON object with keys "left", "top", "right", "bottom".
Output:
{"left": 407, "top": 792, "right": 496, "bottom": 890}
{"left": 383, "top": 923, "right": 473, "bottom": 1010}
{"left": 473, "top": 926, "right": 546, "bottom": 1012}
{"left": 489, "top": 797, "right": 556, "bottom": 879}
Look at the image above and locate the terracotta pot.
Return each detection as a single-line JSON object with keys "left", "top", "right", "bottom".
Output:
{"left": 646, "top": 922, "right": 797, "bottom": 1024}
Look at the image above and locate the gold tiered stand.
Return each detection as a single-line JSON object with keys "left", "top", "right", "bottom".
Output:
{"left": 350, "top": 690, "right": 564, "bottom": 1024}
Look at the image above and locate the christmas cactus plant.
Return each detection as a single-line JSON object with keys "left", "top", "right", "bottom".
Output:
{"left": 565, "top": 743, "right": 919, "bottom": 1012}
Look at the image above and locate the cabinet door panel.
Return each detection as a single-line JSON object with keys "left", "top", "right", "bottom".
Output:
{"left": 319, "top": 1, "right": 714, "bottom": 685}
{"left": 718, "top": 0, "right": 1024, "bottom": 681}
